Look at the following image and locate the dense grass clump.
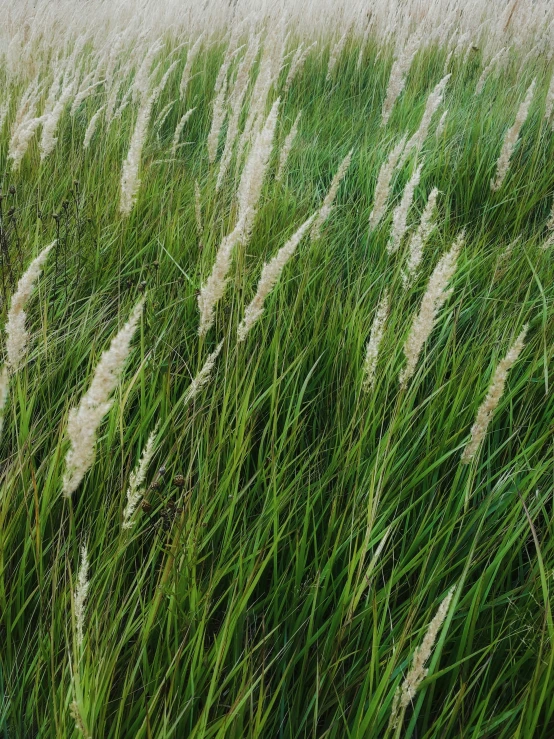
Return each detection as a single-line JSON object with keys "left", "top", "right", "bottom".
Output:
{"left": 1, "top": 1, "right": 554, "bottom": 737}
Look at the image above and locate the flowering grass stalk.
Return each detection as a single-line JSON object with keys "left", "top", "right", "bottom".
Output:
{"left": 461, "top": 326, "right": 528, "bottom": 464}
{"left": 310, "top": 149, "right": 353, "bottom": 240}
{"left": 237, "top": 214, "right": 315, "bottom": 342}
{"left": 74, "top": 543, "right": 90, "bottom": 649}
{"left": 362, "top": 291, "right": 389, "bottom": 391}
{"left": 491, "top": 79, "right": 535, "bottom": 191}
{"left": 183, "top": 340, "right": 224, "bottom": 403}
{"left": 5, "top": 243, "right": 54, "bottom": 372}
{"left": 369, "top": 135, "right": 407, "bottom": 230}
{"left": 387, "top": 163, "right": 422, "bottom": 254}
{"left": 399, "top": 231, "right": 464, "bottom": 388}
{"left": 402, "top": 187, "right": 439, "bottom": 288}
{"left": 122, "top": 423, "right": 159, "bottom": 529}
{"left": 63, "top": 298, "right": 144, "bottom": 496}
{"left": 388, "top": 587, "right": 456, "bottom": 731}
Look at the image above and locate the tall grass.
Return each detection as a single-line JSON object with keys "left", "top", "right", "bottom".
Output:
{"left": 0, "top": 2, "right": 554, "bottom": 737}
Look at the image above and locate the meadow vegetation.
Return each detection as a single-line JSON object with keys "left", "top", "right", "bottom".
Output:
{"left": 1, "top": 1, "right": 554, "bottom": 736}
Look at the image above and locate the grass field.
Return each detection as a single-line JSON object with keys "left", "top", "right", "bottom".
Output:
{"left": 1, "top": 1, "right": 554, "bottom": 737}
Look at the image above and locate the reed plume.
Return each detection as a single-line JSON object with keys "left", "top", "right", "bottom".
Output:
{"left": 0, "top": 365, "right": 9, "bottom": 440}
{"left": 327, "top": 32, "right": 348, "bottom": 80}
{"left": 237, "top": 214, "right": 315, "bottom": 342}
{"left": 381, "top": 33, "right": 421, "bottom": 125}
{"left": 362, "top": 291, "right": 389, "bottom": 391}
{"left": 387, "top": 163, "right": 422, "bottom": 254}
{"left": 62, "top": 299, "right": 144, "bottom": 497}
{"left": 73, "top": 543, "right": 90, "bottom": 649}
{"left": 122, "top": 423, "right": 159, "bottom": 529}
{"left": 399, "top": 231, "right": 463, "bottom": 388}
{"left": 5, "top": 243, "right": 54, "bottom": 372}
{"left": 461, "top": 326, "right": 528, "bottom": 464}
{"left": 389, "top": 587, "right": 456, "bottom": 731}
{"left": 183, "top": 340, "right": 224, "bottom": 403}
{"left": 83, "top": 105, "right": 105, "bottom": 150}
{"left": 276, "top": 111, "right": 301, "bottom": 182}
{"left": 171, "top": 107, "right": 195, "bottom": 156}
{"left": 402, "top": 187, "right": 439, "bottom": 288}
{"left": 180, "top": 33, "right": 205, "bottom": 98}
{"left": 400, "top": 75, "right": 450, "bottom": 165}
{"left": 435, "top": 108, "right": 448, "bottom": 138}
{"left": 369, "top": 135, "right": 406, "bottom": 230}
{"left": 120, "top": 96, "right": 154, "bottom": 216}
{"left": 197, "top": 216, "right": 246, "bottom": 336}
{"left": 310, "top": 149, "right": 353, "bottom": 241}
{"left": 207, "top": 73, "right": 228, "bottom": 164}
{"left": 491, "top": 79, "right": 535, "bottom": 191}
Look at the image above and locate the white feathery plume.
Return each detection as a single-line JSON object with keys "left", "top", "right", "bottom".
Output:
{"left": 183, "top": 340, "right": 224, "bottom": 403}
{"left": 122, "top": 423, "right": 159, "bottom": 529}
{"left": 69, "top": 701, "right": 91, "bottom": 739}
{"left": 400, "top": 75, "right": 450, "bottom": 165}
{"left": 310, "top": 149, "right": 353, "bottom": 241}
{"left": 461, "top": 326, "right": 528, "bottom": 464}
{"left": 369, "top": 135, "right": 407, "bottom": 230}
{"left": 389, "top": 587, "right": 456, "bottom": 731}
{"left": 276, "top": 110, "right": 301, "bottom": 182}
{"left": 381, "top": 32, "right": 421, "bottom": 125}
{"left": 171, "top": 107, "right": 195, "bottom": 156}
{"left": 83, "top": 105, "right": 105, "bottom": 150}
{"left": 180, "top": 33, "right": 205, "bottom": 98}
{"left": 237, "top": 214, "right": 315, "bottom": 342}
{"left": 327, "top": 32, "right": 348, "bottom": 81}
{"left": 71, "top": 78, "right": 104, "bottom": 117}
{"left": 402, "top": 187, "right": 439, "bottom": 288}
{"left": 207, "top": 72, "right": 228, "bottom": 164}
{"left": 132, "top": 38, "right": 163, "bottom": 103}
{"left": 216, "top": 37, "right": 260, "bottom": 191}
{"left": 399, "top": 231, "right": 464, "bottom": 388}
{"left": 197, "top": 216, "right": 247, "bottom": 337}
{"left": 62, "top": 299, "right": 144, "bottom": 497}
{"left": 74, "top": 543, "right": 90, "bottom": 649}
{"left": 237, "top": 98, "right": 280, "bottom": 240}
{"left": 40, "top": 80, "right": 76, "bottom": 160}
{"left": 0, "top": 365, "right": 9, "bottom": 441}
{"left": 362, "top": 291, "right": 389, "bottom": 391}
{"left": 9, "top": 114, "right": 48, "bottom": 171}
{"left": 475, "top": 47, "right": 507, "bottom": 96}
{"left": 546, "top": 70, "right": 554, "bottom": 124}
{"left": 491, "top": 79, "right": 535, "bottom": 192}
{"left": 284, "top": 42, "right": 316, "bottom": 94}
{"left": 435, "top": 109, "right": 448, "bottom": 138}
{"left": 154, "top": 100, "right": 175, "bottom": 133}
{"left": 194, "top": 180, "right": 202, "bottom": 236}
{"left": 387, "top": 163, "right": 422, "bottom": 254}
{"left": 120, "top": 96, "right": 154, "bottom": 216}
{"left": 5, "top": 243, "right": 54, "bottom": 372}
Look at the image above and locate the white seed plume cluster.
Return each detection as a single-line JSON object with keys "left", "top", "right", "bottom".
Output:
{"left": 120, "top": 97, "right": 154, "bottom": 216}
{"left": 171, "top": 107, "right": 196, "bottom": 156}
{"left": 387, "top": 163, "right": 422, "bottom": 254}
{"left": 327, "top": 32, "right": 348, "bottom": 81}
{"left": 237, "top": 98, "right": 281, "bottom": 240}
{"left": 381, "top": 33, "right": 422, "bottom": 125}
{"left": 197, "top": 217, "right": 247, "bottom": 336}
{"left": 194, "top": 180, "right": 203, "bottom": 236}
{"left": 369, "top": 135, "right": 407, "bottom": 230}
{"left": 83, "top": 104, "right": 105, "bottom": 150}
{"left": 183, "top": 340, "right": 224, "bottom": 404}
{"left": 5, "top": 243, "right": 54, "bottom": 372}
{"left": 180, "top": 33, "right": 205, "bottom": 98}
{"left": 435, "top": 108, "right": 448, "bottom": 138}
{"left": 62, "top": 299, "right": 144, "bottom": 497}
{"left": 389, "top": 587, "right": 456, "bottom": 731}
{"left": 475, "top": 47, "right": 507, "bottom": 96}
{"left": 237, "top": 214, "right": 316, "bottom": 342}
{"left": 402, "top": 187, "right": 439, "bottom": 288}
{"left": 276, "top": 111, "right": 302, "bottom": 182}
{"left": 400, "top": 75, "right": 450, "bottom": 165}
{"left": 491, "top": 78, "right": 536, "bottom": 191}
{"left": 546, "top": 70, "right": 554, "bottom": 123}
{"left": 362, "top": 291, "right": 389, "bottom": 391}
{"left": 284, "top": 43, "right": 316, "bottom": 95}
{"left": 461, "top": 326, "right": 528, "bottom": 464}
{"left": 399, "top": 231, "right": 464, "bottom": 388}
{"left": 40, "top": 79, "right": 75, "bottom": 160}
{"left": 0, "top": 365, "right": 9, "bottom": 440}
{"left": 122, "top": 424, "right": 159, "bottom": 529}
{"left": 74, "top": 543, "right": 90, "bottom": 649}
{"left": 310, "top": 149, "right": 353, "bottom": 241}
{"left": 207, "top": 72, "right": 228, "bottom": 164}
